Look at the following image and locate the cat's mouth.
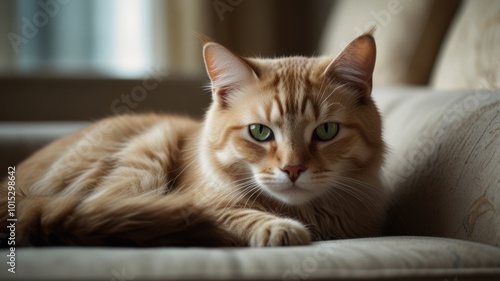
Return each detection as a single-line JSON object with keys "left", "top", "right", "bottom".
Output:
{"left": 265, "top": 183, "right": 317, "bottom": 205}
{"left": 281, "top": 184, "right": 307, "bottom": 194}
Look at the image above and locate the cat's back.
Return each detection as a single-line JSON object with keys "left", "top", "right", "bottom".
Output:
{"left": 14, "top": 113, "right": 200, "bottom": 197}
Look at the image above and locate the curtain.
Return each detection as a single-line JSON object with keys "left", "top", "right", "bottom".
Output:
{"left": 0, "top": 0, "right": 19, "bottom": 72}
{"left": 0, "top": 0, "right": 331, "bottom": 77}
{"left": 1, "top": 0, "right": 156, "bottom": 77}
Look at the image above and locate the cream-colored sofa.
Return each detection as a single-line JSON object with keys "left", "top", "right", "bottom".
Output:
{"left": 1, "top": 0, "right": 500, "bottom": 280}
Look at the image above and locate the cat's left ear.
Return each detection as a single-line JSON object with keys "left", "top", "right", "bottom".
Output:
{"left": 323, "top": 32, "right": 376, "bottom": 101}
{"left": 202, "top": 42, "right": 258, "bottom": 107}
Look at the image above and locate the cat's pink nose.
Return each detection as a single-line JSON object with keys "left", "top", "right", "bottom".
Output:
{"left": 281, "top": 165, "right": 306, "bottom": 182}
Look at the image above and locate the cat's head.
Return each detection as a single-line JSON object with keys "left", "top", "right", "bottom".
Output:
{"left": 200, "top": 33, "right": 384, "bottom": 206}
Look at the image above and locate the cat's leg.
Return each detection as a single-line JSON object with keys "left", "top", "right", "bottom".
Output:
{"left": 214, "top": 208, "right": 311, "bottom": 246}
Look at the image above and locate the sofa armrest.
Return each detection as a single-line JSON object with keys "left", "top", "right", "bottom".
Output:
{"left": 0, "top": 122, "right": 88, "bottom": 169}
{"left": 373, "top": 87, "right": 500, "bottom": 246}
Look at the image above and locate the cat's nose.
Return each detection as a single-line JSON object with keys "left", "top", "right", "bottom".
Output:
{"left": 281, "top": 165, "right": 306, "bottom": 182}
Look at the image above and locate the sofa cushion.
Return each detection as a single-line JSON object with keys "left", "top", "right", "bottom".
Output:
{"left": 431, "top": 0, "right": 500, "bottom": 89}
{"left": 1, "top": 237, "right": 499, "bottom": 281}
{"left": 373, "top": 88, "right": 500, "bottom": 246}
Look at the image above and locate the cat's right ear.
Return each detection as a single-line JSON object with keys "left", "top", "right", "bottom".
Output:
{"left": 202, "top": 42, "right": 258, "bottom": 107}
{"left": 323, "top": 31, "right": 376, "bottom": 103}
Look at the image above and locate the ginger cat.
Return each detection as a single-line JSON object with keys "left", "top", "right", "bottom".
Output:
{"left": 0, "top": 32, "right": 386, "bottom": 247}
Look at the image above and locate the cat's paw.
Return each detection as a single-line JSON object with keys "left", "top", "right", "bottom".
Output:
{"left": 249, "top": 218, "right": 311, "bottom": 247}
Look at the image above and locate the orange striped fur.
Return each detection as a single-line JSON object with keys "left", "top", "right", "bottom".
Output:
{"left": 0, "top": 32, "right": 387, "bottom": 247}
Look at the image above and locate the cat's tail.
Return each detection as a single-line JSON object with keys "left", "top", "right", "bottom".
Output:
{"left": 1, "top": 193, "right": 240, "bottom": 247}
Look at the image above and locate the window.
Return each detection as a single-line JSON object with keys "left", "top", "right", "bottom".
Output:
{"left": 4, "top": 0, "right": 154, "bottom": 78}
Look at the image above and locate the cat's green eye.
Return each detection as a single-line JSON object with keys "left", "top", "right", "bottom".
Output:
{"left": 313, "top": 122, "right": 339, "bottom": 141}
{"left": 249, "top": 124, "right": 274, "bottom": 142}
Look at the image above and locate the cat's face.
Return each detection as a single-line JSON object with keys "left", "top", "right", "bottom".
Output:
{"left": 202, "top": 34, "right": 384, "bottom": 205}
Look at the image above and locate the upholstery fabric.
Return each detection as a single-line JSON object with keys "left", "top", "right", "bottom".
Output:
{"left": 1, "top": 237, "right": 500, "bottom": 281}
{"left": 320, "top": 0, "right": 460, "bottom": 86}
{"left": 374, "top": 88, "right": 500, "bottom": 246}
{"left": 432, "top": 0, "right": 500, "bottom": 89}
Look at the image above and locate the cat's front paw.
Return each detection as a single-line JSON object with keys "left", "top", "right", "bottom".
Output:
{"left": 249, "top": 218, "right": 311, "bottom": 247}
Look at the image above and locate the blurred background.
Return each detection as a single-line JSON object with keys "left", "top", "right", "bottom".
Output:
{"left": 2, "top": 0, "right": 499, "bottom": 168}
{"left": 2, "top": 0, "right": 498, "bottom": 121}
{"left": 0, "top": 0, "right": 333, "bottom": 78}
{"left": 0, "top": 0, "right": 334, "bottom": 121}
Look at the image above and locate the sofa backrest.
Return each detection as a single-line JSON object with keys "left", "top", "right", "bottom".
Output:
{"left": 374, "top": 88, "right": 500, "bottom": 246}
{"left": 431, "top": 0, "right": 500, "bottom": 89}
{"left": 320, "top": 0, "right": 461, "bottom": 86}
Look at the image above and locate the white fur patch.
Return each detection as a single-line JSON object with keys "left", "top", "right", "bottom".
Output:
{"left": 271, "top": 101, "right": 282, "bottom": 123}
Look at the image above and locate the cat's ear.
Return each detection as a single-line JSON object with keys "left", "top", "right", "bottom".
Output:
{"left": 202, "top": 42, "right": 258, "bottom": 107}
{"left": 323, "top": 32, "right": 376, "bottom": 101}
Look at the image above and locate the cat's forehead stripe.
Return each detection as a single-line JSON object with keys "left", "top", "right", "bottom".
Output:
{"left": 266, "top": 94, "right": 319, "bottom": 125}
{"left": 300, "top": 96, "right": 309, "bottom": 115}
{"left": 273, "top": 95, "right": 285, "bottom": 116}
{"left": 270, "top": 102, "right": 283, "bottom": 125}
{"left": 276, "top": 90, "right": 319, "bottom": 119}
{"left": 284, "top": 94, "right": 295, "bottom": 114}
{"left": 259, "top": 105, "right": 270, "bottom": 122}
{"left": 270, "top": 60, "right": 322, "bottom": 118}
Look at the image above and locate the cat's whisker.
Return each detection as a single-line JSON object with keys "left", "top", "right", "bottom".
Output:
{"left": 332, "top": 183, "right": 385, "bottom": 222}
{"left": 323, "top": 185, "right": 355, "bottom": 219}
{"left": 329, "top": 178, "right": 374, "bottom": 200}
{"left": 243, "top": 184, "right": 263, "bottom": 208}
{"left": 214, "top": 176, "right": 258, "bottom": 211}
{"left": 335, "top": 176, "right": 387, "bottom": 197}
{"left": 324, "top": 83, "right": 348, "bottom": 103}
{"left": 218, "top": 187, "right": 257, "bottom": 217}
{"left": 333, "top": 184, "right": 371, "bottom": 207}
{"left": 164, "top": 158, "right": 198, "bottom": 188}
{"left": 250, "top": 188, "right": 268, "bottom": 208}
{"left": 316, "top": 71, "right": 330, "bottom": 104}
{"left": 214, "top": 181, "right": 253, "bottom": 210}
{"left": 339, "top": 177, "right": 387, "bottom": 204}
{"left": 329, "top": 180, "right": 384, "bottom": 211}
